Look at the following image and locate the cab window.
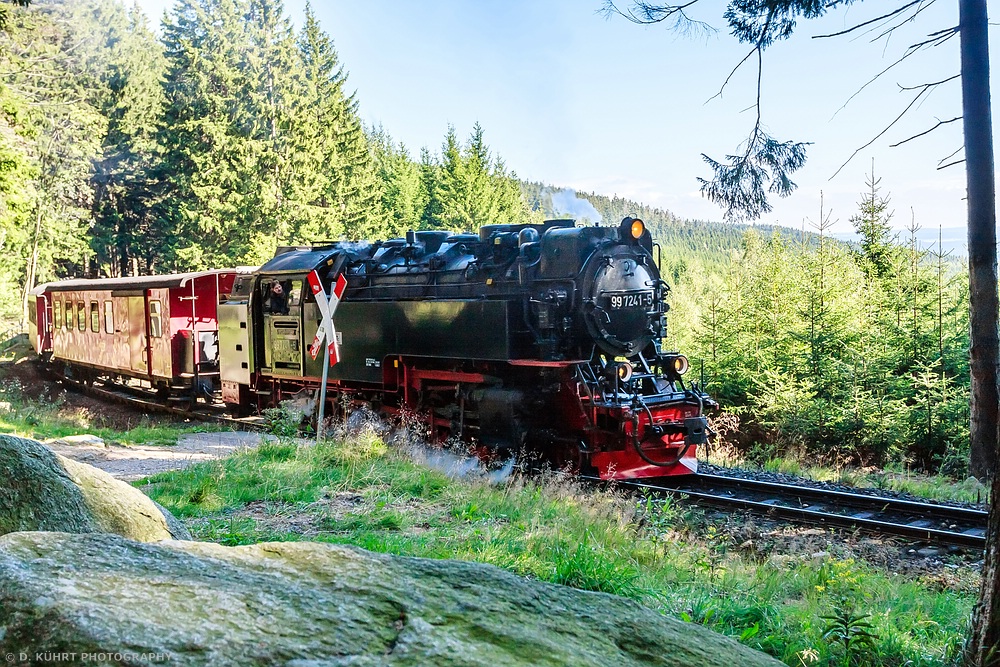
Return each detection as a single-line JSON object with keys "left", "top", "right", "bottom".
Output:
{"left": 149, "top": 300, "right": 162, "bottom": 338}
{"left": 76, "top": 302, "right": 86, "bottom": 331}
{"left": 103, "top": 301, "right": 113, "bottom": 334}
{"left": 287, "top": 280, "right": 303, "bottom": 309}
{"left": 53, "top": 300, "right": 62, "bottom": 329}
{"left": 90, "top": 302, "right": 99, "bottom": 333}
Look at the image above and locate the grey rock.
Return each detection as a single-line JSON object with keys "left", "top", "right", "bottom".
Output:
{"left": 0, "top": 532, "right": 783, "bottom": 667}
{"left": 0, "top": 434, "right": 184, "bottom": 541}
{"left": 151, "top": 500, "right": 192, "bottom": 540}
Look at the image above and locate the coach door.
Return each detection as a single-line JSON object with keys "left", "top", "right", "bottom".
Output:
{"left": 126, "top": 296, "right": 148, "bottom": 373}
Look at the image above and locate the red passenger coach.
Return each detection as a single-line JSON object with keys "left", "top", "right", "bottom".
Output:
{"left": 31, "top": 270, "right": 240, "bottom": 399}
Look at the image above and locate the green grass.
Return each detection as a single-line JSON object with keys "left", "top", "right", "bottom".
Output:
{"left": 142, "top": 430, "right": 976, "bottom": 667}
{"left": 0, "top": 365, "right": 224, "bottom": 446}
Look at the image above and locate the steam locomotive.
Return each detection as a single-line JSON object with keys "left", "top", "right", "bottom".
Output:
{"left": 29, "top": 217, "right": 714, "bottom": 479}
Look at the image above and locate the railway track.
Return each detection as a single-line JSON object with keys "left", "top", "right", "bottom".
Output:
{"left": 50, "top": 367, "right": 264, "bottom": 429}
{"left": 595, "top": 474, "right": 988, "bottom": 550}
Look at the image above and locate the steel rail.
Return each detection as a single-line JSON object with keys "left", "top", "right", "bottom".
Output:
{"left": 38, "top": 362, "right": 993, "bottom": 550}
{"left": 583, "top": 475, "right": 987, "bottom": 549}
{"left": 690, "top": 473, "right": 988, "bottom": 524}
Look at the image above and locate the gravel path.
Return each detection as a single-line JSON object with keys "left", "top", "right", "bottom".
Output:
{"left": 46, "top": 431, "right": 273, "bottom": 482}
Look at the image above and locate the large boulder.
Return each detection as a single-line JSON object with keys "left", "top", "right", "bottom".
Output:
{"left": 0, "top": 434, "right": 188, "bottom": 541}
{"left": 0, "top": 532, "right": 782, "bottom": 667}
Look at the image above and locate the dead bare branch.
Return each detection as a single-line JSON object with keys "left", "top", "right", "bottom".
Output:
{"left": 830, "top": 30, "right": 957, "bottom": 120}
{"left": 937, "top": 145, "right": 963, "bottom": 167}
{"left": 890, "top": 116, "right": 962, "bottom": 147}
{"left": 898, "top": 74, "right": 961, "bottom": 91}
{"left": 905, "top": 26, "right": 960, "bottom": 50}
{"left": 937, "top": 159, "right": 965, "bottom": 170}
{"left": 705, "top": 46, "right": 756, "bottom": 104}
{"left": 812, "top": 0, "right": 924, "bottom": 39}
{"left": 832, "top": 77, "right": 952, "bottom": 178}
{"left": 831, "top": 51, "right": 917, "bottom": 120}
{"left": 870, "top": 0, "right": 938, "bottom": 43}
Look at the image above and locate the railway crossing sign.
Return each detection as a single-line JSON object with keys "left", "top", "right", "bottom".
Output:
{"left": 307, "top": 270, "right": 347, "bottom": 363}
{"left": 307, "top": 269, "right": 347, "bottom": 444}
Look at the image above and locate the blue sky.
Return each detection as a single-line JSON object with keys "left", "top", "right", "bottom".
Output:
{"left": 134, "top": 0, "right": 996, "bottom": 247}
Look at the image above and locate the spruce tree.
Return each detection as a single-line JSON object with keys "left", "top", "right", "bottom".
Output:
{"left": 850, "top": 166, "right": 897, "bottom": 281}
{"left": 430, "top": 123, "right": 524, "bottom": 231}
{"left": 294, "top": 3, "right": 381, "bottom": 242}
{"left": 370, "top": 126, "right": 426, "bottom": 239}
{"left": 89, "top": 1, "right": 167, "bottom": 277}
{"left": 156, "top": 0, "right": 305, "bottom": 269}
{"left": 3, "top": 0, "right": 104, "bottom": 320}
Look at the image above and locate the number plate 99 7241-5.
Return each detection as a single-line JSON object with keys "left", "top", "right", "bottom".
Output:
{"left": 608, "top": 291, "right": 653, "bottom": 310}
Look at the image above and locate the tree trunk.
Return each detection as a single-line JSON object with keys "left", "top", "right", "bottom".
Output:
{"left": 962, "top": 0, "right": 1000, "bottom": 664}
{"left": 21, "top": 203, "right": 43, "bottom": 329}
{"left": 963, "top": 0, "right": 998, "bottom": 482}
{"left": 970, "top": 470, "right": 1000, "bottom": 667}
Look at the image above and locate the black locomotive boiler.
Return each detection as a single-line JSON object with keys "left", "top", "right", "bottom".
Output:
{"left": 220, "top": 217, "right": 715, "bottom": 479}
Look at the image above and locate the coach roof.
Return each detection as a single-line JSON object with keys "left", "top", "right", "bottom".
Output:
{"left": 31, "top": 269, "right": 249, "bottom": 294}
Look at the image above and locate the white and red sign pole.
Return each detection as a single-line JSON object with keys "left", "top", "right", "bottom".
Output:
{"left": 307, "top": 270, "right": 347, "bottom": 443}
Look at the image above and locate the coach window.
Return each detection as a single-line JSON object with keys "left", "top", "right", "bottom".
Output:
{"left": 149, "top": 300, "right": 162, "bottom": 338}
{"left": 76, "top": 302, "right": 86, "bottom": 331}
{"left": 103, "top": 301, "right": 113, "bottom": 334}
{"left": 90, "top": 302, "right": 99, "bottom": 333}
{"left": 65, "top": 301, "right": 73, "bottom": 329}
{"left": 53, "top": 300, "right": 62, "bottom": 329}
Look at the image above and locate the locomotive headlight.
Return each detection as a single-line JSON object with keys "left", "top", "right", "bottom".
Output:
{"left": 630, "top": 219, "right": 645, "bottom": 240}
{"left": 620, "top": 216, "right": 646, "bottom": 243}
{"left": 672, "top": 355, "right": 689, "bottom": 376}
{"left": 616, "top": 362, "right": 633, "bottom": 382}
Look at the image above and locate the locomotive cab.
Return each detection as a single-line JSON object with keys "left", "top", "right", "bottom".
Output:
{"left": 260, "top": 275, "right": 305, "bottom": 377}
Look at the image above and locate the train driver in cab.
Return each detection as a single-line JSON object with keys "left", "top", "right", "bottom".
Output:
{"left": 266, "top": 280, "right": 288, "bottom": 315}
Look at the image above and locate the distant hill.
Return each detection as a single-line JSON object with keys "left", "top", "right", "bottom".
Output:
{"left": 519, "top": 181, "right": 818, "bottom": 265}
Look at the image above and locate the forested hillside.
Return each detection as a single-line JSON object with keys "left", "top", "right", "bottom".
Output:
{"left": 0, "top": 0, "right": 534, "bottom": 321}
{"left": 0, "top": 0, "right": 972, "bottom": 473}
